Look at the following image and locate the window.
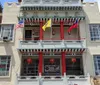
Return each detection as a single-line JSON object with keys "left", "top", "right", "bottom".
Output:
{"left": 21, "top": 58, "right": 38, "bottom": 76}
{"left": 0, "top": 56, "right": 11, "bottom": 76}
{"left": 89, "top": 24, "right": 100, "bottom": 41}
{"left": 43, "top": 58, "right": 61, "bottom": 76}
{"left": 0, "top": 24, "right": 14, "bottom": 41}
{"left": 94, "top": 55, "right": 100, "bottom": 75}
{"left": 66, "top": 58, "right": 83, "bottom": 75}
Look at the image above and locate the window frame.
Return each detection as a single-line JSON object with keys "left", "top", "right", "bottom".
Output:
{"left": 0, "top": 55, "right": 11, "bottom": 78}
{"left": 94, "top": 55, "right": 100, "bottom": 76}
{"left": 0, "top": 24, "right": 15, "bottom": 42}
{"left": 89, "top": 24, "right": 100, "bottom": 41}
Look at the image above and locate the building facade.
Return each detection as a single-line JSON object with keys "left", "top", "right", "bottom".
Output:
{"left": 0, "top": 0, "right": 100, "bottom": 85}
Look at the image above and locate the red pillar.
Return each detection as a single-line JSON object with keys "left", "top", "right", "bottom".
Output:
{"left": 39, "top": 52, "right": 43, "bottom": 76}
{"left": 39, "top": 21, "right": 43, "bottom": 40}
{"left": 61, "top": 52, "right": 66, "bottom": 76}
{"left": 39, "top": 21, "right": 43, "bottom": 76}
{"left": 60, "top": 21, "right": 64, "bottom": 40}
{"left": 60, "top": 21, "right": 66, "bottom": 75}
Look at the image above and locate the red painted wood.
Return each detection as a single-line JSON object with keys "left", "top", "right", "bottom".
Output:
{"left": 61, "top": 52, "right": 66, "bottom": 75}
{"left": 39, "top": 21, "right": 43, "bottom": 40}
{"left": 39, "top": 52, "right": 43, "bottom": 75}
{"left": 60, "top": 21, "right": 64, "bottom": 40}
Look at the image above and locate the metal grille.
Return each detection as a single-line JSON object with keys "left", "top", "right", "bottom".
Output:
{"left": 21, "top": 58, "right": 39, "bottom": 76}
{"left": 0, "top": 56, "right": 11, "bottom": 76}
{"left": 43, "top": 58, "right": 61, "bottom": 76}
{"left": 66, "top": 57, "right": 83, "bottom": 75}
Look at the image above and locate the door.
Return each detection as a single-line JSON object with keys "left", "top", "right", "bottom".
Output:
{"left": 25, "top": 30, "right": 32, "bottom": 40}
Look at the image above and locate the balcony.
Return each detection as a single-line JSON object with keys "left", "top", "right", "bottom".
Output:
{"left": 17, "top": 74, "right": 91, "bottom": 85}
{"left": 18, "top": 39, "right": 86, "bottom": 50}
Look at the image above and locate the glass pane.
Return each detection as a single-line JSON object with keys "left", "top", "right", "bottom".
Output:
{"left": 89, "top": 24, "right": 100, "bottom": 41}
{"left": 21, "top": 58, "right": 39, "bottom": 76}
{"left": 0, "top": 56, "right": 11, "bottom": 76}
{"left": 44, "top": 58, "right": 61, "bottom": 76}
{"left": 94, "top": 55, "right": 100, "bottom": 75}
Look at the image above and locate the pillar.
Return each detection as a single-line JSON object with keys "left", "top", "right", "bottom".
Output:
{"left": 39, "top": 21, "right": 43, "bottom": 40}
{"left": 39, "top": 52, "right": 43, "bottom": 76}
{"left": 39, "top": 21, "right": 43, "bottom": 76}
{"left": 61, "top": 52, "right": 66, "bottom": 76}
{"left": 60, "top": 21, "right": 64, "bottom": 40}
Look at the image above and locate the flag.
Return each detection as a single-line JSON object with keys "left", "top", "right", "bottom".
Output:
{"left": 42, "top": 19, "right": 51, "bottom": 31}
{"left": 15, "top": 20, "right": 24, "bottom": 29}
{"left": 67, "top": 20, "right": 78, "bottom": 35}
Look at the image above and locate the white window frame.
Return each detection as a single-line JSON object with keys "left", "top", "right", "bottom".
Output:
{"left": 94, "top": 55, "right": 100, "bottom": 76}
{"left": 0, "top": 24, "right": 14, "bottom": 41}
{"left": 89, "top": 24, "right": 100, "bottom": 41}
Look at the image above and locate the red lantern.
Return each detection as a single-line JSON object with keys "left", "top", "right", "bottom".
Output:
{"left": 49, "top": 58, "right": 55, "bottom": 64}
{"left": 26, "top": 57, "right": 32, "bottom": 64}
{"left": 71, "top": 58, "right": 76, "bottom": 63}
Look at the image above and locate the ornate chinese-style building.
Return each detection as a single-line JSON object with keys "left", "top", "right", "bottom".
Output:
{"left": 0, "top": 0, "right": 100, "bottom": 85}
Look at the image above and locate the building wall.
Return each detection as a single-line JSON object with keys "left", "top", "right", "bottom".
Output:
{"left": 0, "top": 3, "right": 22, "bottom": 85}
{"left": 82, "top": 2, "right": 100, "bottom": 76}
{"left": 0, "top": 1, "right": 99, "bottom": 85}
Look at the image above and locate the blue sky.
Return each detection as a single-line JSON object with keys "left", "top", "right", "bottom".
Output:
{"left": 0, "top": 0, "right": 97, "bottom": 6}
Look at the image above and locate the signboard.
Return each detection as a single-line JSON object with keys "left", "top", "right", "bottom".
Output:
{"left": 44, "top": 64, "right": 60, "bottom": 73}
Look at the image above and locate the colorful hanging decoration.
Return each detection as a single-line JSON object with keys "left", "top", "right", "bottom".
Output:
{"left": 71, "top": 58, "right": 76, "bottom": 63}
{"left": 49, "top": 58, "right": 55, "bottom": 64}
{"left": 26, "top": 57, "right": 32, "bottom": 64}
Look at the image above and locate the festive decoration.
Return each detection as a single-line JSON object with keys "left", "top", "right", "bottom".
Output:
{"left": 71, "top": 58, "right": 76, "bottom": 63}
{"left": 26, "top": 57, "right": 32, "bottom": 64}
{"left": 67, "top": 20, "right": 78, "bottom": 34}
{"left": 49, "top": 58, "right": 55, "bottom": 64}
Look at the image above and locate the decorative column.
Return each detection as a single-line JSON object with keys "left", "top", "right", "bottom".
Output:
{"left": 39, "top": 52, "right": 43, "bottom": 76}
{"left": 60, "top": 21, "right": 66, "bottom": 75}
{"left": 61, "top": 52, "right": 66, "bottom": 76}
{"left": 39, "top": 21, "right": 43, "bottom": 40}
{"left": 39, "top": 21, "right": 43, "bottom": 76}
{"left": 60, "top": 21, "right": 64, "bottom": 40}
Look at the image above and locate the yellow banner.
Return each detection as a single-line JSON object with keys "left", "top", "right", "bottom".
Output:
{"left": 42, "top": 19, "right": 51, "bottom": 31}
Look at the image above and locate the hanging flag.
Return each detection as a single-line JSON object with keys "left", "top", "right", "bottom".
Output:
{"left": 15, "top": 20, "right": 24, "bottom": 30}
{"left": 67, "top": 20, "right": 78, "bottom": 35}
{"left": 42, "top": 19, "right": 51, "bottom": 31}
